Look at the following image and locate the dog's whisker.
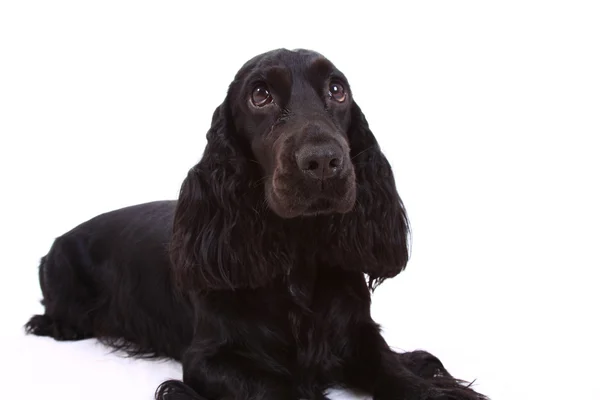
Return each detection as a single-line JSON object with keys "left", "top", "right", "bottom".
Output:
{"left": 351, "top": 145, "right": 376, "bottom": 160}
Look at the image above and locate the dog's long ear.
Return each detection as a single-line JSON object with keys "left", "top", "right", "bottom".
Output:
{"left": 170, "top": 102, "right": 290, "bottom": 292}
{"left": 330, "top": 102, "right": 410, "bottom": 289}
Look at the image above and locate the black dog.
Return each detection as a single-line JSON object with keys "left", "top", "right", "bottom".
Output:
{"left": 25, "top": 49, "right": 487, "bottom": 400}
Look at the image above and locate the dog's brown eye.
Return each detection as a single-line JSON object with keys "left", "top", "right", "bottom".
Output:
{"left": 251, "top": 84, "right": 273, "bottom": 107}
{"left": 329, "top": 82, "right": 346, "bottom": 102}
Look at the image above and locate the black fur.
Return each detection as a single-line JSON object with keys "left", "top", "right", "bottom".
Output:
{"left": 25, "top": 49, "right": 487, "bottom": 400}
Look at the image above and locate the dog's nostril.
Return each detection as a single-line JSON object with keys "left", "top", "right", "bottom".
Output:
{"left": 307, "top": 160, "right": 319, "bottom": 171}
{"left": 329, "top": 158, "right": 341, "bottom": 169}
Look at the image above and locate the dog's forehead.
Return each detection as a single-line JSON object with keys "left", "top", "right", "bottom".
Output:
{"left": 238, "top": 49, "right": 339, "bottom": 81}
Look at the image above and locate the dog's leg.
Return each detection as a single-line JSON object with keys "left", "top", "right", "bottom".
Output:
{"left": 343, "top": 323, "right": 488, "bottom": 400}
{"left": 25, "top": 237, "right": 100, "bottom": 341}
{"left": 155, "top": 345, "right": 293, "bottom": 400}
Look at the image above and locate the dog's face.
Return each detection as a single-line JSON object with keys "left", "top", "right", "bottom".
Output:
{"left": 228, "top": 49, "right": 356, "bottom": 218}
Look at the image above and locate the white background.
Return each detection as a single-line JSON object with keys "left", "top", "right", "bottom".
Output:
{"left": 1, "top": 1, "right": 599, "bottom": 399}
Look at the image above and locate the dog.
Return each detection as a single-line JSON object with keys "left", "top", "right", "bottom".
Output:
{"left": 26, "top": 48, "right": 487, "bottom": 400}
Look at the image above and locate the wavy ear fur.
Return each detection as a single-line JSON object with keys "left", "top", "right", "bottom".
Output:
{"left": 322, "top": 102, "right": 410, "bottom": 288}
{"left": 171, "top": 100, "right": 408, "bottom": 291}
{"left": 170, "top": 104, "right": 292, "bottom": 292}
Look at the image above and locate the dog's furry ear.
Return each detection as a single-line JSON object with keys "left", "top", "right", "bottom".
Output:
{"left": 170, "top": 103, "right": 290, "bottom": 292}
{"left": 329, "top": 102, "right": 411, "bottom": 289}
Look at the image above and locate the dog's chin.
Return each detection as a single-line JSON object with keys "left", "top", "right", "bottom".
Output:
{"left": 266, "top": 184, "right": 356, "bottom": 219}
{"left": 300, "top": 197, "right": 355, "bottom": 217}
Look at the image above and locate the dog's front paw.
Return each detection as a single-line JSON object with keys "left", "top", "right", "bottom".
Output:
{"left": 376, "top": 382, "right": 488, "bottom": 400}
{"left": 425, "top": 386, "right": 489, "bottom": 400}
{"left": 394, "top": 351, "right": 488, "bottom": 399}
{"left": 396, "top": 350, "right": 452, "bottom": 380}
{"left": 155, "top": 380, "right": 205, "bottom": 400}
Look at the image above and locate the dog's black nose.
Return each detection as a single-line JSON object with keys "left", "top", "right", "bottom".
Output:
{"left": 296, "top": 145, "right": 344, "bottom": 179}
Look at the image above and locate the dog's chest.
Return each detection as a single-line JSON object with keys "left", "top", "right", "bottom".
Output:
{"left": 282, "top": 268, "right": 368, "bottom": 367}
{"left": 285, "top": 265, "right": 316, "bottom": 311}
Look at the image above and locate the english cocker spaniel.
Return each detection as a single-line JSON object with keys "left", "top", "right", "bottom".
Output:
{"left": 25, "top": 49, "right": 487, "bottom": 400}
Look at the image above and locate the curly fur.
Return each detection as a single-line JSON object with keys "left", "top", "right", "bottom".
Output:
{"left": 25, "top": 49, "right": 487, "bottom": 400}
{"left": 170, "top": 101, "right": 409, "bottom": 292}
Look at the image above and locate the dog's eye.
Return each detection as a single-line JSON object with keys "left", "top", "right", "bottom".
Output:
{"left": 251, "top": 84, "right": 273, "bottom": 107}
{"left": 329, "top": 82, "right": 346, "bottom": 103}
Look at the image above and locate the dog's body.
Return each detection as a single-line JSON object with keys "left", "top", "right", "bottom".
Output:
{"left": 28, "top": 201, "right": 194, "bottom": 359}
{"left": 26, "top": 49, "right": 487, "bottom": 400}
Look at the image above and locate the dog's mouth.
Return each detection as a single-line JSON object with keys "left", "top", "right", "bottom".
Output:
{"left": 266, "top": 176, "right": 356, "bottom": 219}
{"left": 303, "top": 198, "right": 337, "bottom": 215}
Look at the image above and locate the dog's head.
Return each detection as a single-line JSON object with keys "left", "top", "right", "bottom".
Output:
{"left": 171, "top": 49, "right": 409, "bottom": 291}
